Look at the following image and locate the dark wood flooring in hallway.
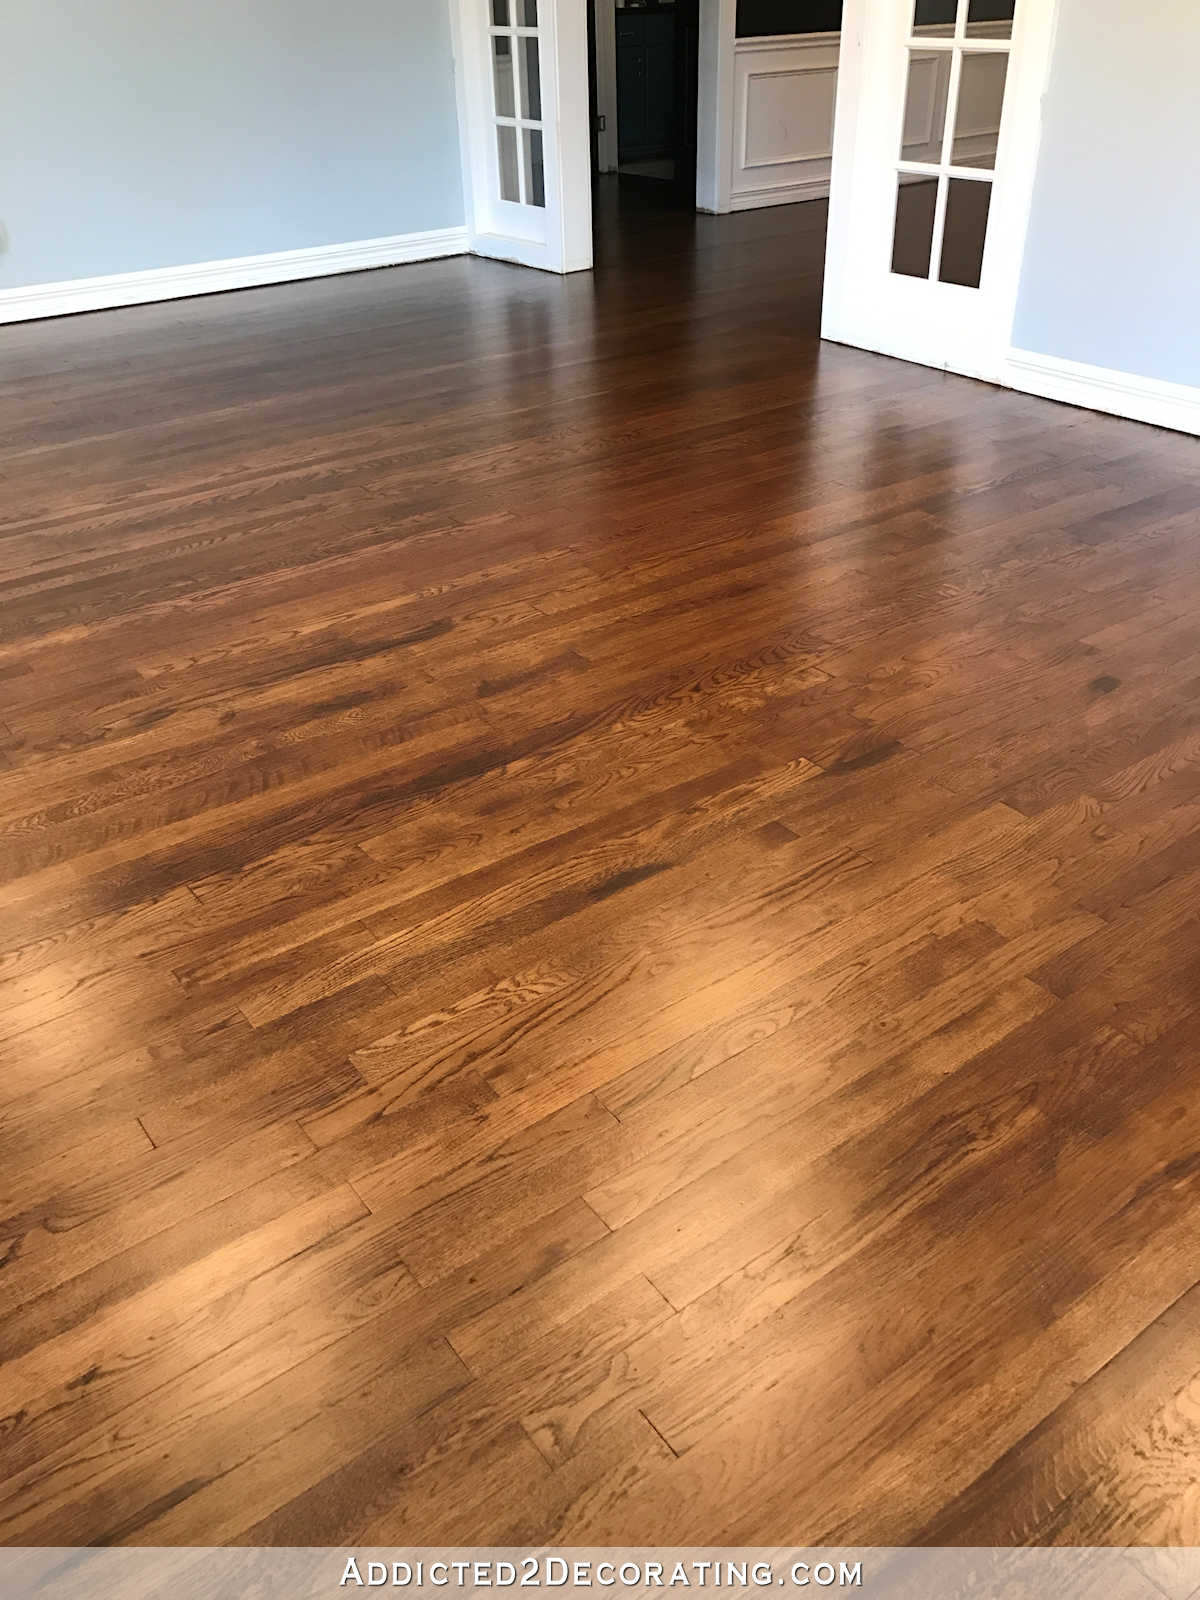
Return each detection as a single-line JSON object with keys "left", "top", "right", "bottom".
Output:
{"left": 2, "top": 186, "right": 1200, "bottom": 1548}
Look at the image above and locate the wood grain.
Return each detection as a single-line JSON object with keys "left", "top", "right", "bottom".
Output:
{"left": 2, "top": 185, "right": 1199, "bottom": 1547}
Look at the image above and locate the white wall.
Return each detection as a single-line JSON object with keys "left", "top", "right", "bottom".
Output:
{"left": 1012, "top": 0, "right": 1200, "bottom": 391}
{"left": 0, "top": 0, "right": 465, "bottom": 296}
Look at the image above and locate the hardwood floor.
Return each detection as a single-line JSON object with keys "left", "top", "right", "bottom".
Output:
{"left": 2, "top": 184, "right": 1200, "bottom": 1549}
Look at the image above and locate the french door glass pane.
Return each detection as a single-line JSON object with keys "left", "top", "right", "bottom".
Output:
{"left": 900, "top": 49, "right": 945, "bottom": 161}
{"left": 518, "top": 0, "right": 538, "bottom": 24}
{"left": 491, "top": 0, "right": 509, "bottom": 24}
{"left": 523, "top": 127, "right": 546, "bottom": 208}
{"left": 913, "top": 0, "right": 956, "bottom": 36}
{"left": 967, "top": 0, "right": 1015, "bottom": 37}
{"left": 892, "top": 177, "right": 938, "bottom": 279}
{"left": 520, "top": 35, "right": 542, "bottom": 121}
{"left": 497, "top": 124, "right": 521, "bottom": 202}
{"left": 939, "top": 178, "right": 992, "bottom": 286}
{"left": 492, "top": 36, "right": 516, "bottom": 118}
{"left": 951, "top": 51, "right": 1008, "bottom": 169}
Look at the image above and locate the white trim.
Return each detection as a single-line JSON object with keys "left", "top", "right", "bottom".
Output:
{"left": 739, "top": 65, "right": 838, "bottom": 169}
{"left": 735, "top": 29, "right": 840, "bottom": 54}
{"left": 730, "top": 176, "right": 832, "bottom": 209}
{"left": 1005, "top": 350, "right": 1200, "bottom": 439}
{"left": 697, "top": 0, "right": 738, "bottom": 213}
{"left": 0, "top": 228, "right": 469, "bottom": 324}
{"left": 552, "top": 0, "right": 595, "bottom": 272}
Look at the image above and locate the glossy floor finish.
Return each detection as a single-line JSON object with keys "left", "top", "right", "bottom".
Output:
{"left": 2, "top": 188, "right": 1200, "bottom": 1549}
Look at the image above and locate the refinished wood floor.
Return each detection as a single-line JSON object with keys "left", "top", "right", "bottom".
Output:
{"left": 2, "top": 188, "right": 1200, "bottom": 1548}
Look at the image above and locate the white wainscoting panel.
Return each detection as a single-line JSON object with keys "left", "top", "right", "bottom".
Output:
{"left": 0, "top": 227, "right": 470, "bottom": 324}
{"left": 730, "top": 32, "right": 840, "bottom": 210}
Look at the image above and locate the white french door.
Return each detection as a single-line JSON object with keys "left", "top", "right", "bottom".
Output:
{"left": 822, "top": 0, "right": 1058, "bottom": 382}
{"left": 452, "top": 0, "right": 593, "bottom": 274}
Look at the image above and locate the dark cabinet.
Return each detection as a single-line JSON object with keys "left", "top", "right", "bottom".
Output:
{"left": 617, "top": 9, "right": 676, "bottom": 161}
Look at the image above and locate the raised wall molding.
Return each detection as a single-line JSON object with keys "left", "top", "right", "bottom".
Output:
{"left": 0, "top": 226, "right": 470, "bottom": 324}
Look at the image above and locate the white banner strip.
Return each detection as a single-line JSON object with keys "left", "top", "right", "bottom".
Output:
{"left": 3, "top": 1548, "right": 1197, "bottom": 1600}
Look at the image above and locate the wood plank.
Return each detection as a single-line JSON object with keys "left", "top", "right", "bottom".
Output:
{"left": 2, "top": 189, "right": 1200, "bottom": 1549}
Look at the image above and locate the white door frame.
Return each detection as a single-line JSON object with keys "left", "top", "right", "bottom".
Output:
{"left": 822, "top": 0, "right": 1062, "bottom": 383}
{"left": 697, "top": 0, "right": 737, "bottom": 213}
{"left": 451, "top": 0, "right": 594, "bottom": 273}
{"left": 596, "top": 0, "right": 733, "bottom": 211}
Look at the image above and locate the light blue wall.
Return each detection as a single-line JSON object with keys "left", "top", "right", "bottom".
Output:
{"left": 1012, "top": 0, "right": 1200, "bottom": 388}
{"left": 0, "top": 1, "right": 465, "bottom": 290}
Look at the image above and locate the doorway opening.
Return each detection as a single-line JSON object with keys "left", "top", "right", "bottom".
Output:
{"left": 588, "top": 0, "right": 700, "bottom": 214}
{"left": 454, "top": 0, "right": 1043, "bottom": 356}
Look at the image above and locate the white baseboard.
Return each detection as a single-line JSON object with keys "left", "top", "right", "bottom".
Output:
{"left": 1005, "top": 348, "right": 1200, "bottom": 438}
{"left": 730, "top": 178, "right": 831, "bottom": 210}
{"left": 0, "top": 226, "right": 470, "bottom": 324}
